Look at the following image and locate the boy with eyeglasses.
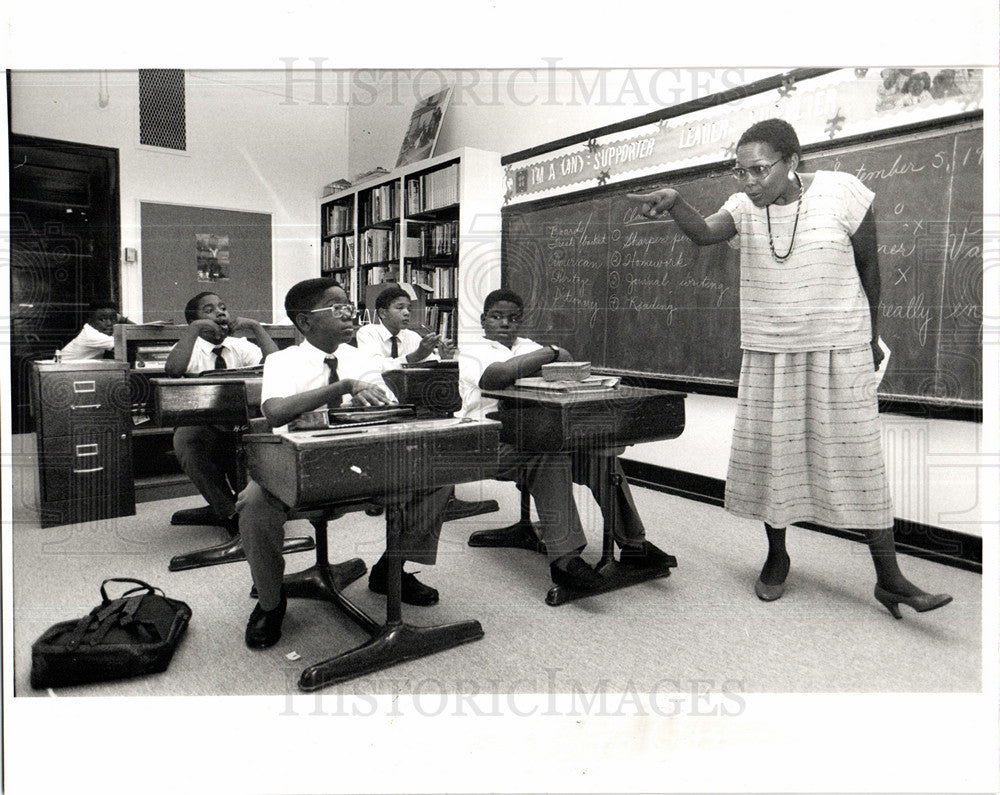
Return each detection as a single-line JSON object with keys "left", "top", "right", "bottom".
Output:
{"left": 456, "top": 289, "right": 674, "bottom": 592}
{"left": 237, "top": 278, "right": 452, "bottom": 649}
{"left": 164, "top": 291, "right": 279, "bottom": 535}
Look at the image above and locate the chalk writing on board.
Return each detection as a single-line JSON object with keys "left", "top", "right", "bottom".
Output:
{"left": 503, "top": 121, "right": 983, "bottom": 405}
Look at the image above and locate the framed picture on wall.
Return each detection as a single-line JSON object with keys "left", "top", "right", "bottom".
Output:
{"left": 395, "top": 87, "right": 452, "bottom": 168}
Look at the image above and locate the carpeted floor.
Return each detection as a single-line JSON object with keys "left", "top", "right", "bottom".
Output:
{"left": 12, "top": 475, "right": 981, "bottom": 698}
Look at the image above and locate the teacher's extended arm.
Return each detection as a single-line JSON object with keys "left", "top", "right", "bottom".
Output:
{"left": 627, "top": 188, "right": 737, "bottom": 246}
{"left": 851, "top": 207, "right": 884, "bottom": 371}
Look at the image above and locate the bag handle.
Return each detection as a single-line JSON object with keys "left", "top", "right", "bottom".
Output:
{"left": 100, "top": 578, "right": 162, "bottom": 603}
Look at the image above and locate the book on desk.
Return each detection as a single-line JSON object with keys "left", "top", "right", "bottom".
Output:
{"left": 513, "top": 375, "right": 621, "bottom": 392}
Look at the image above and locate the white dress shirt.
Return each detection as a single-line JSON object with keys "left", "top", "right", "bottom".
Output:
{"left": 354, "top": 323, "right": 438, "bottom": 371}
{"left": 175, "top": 334, "right": 263, "bottom": 374}
{"left": 61, "top": 323, "right": 115, "bottom": 360}
{"left": 260, "top": 339, "right": 395, "bottom": 432}
{"left": 456, "top": 336, "right": 542, "bottom": 420}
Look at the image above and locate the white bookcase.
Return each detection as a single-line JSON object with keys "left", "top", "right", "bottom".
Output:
{"left": 320, "top": 147, "right": 503, "bottom": 343}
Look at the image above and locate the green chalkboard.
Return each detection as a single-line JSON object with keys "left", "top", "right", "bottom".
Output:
{"left": 502, "top": 119, "right": 983, "bottom": 406}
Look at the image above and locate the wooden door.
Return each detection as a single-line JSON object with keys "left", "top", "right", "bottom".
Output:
{"left": 8, "top": 135, "right": 121, "bottom": 433}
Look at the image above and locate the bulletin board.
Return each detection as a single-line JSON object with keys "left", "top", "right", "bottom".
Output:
{"left": 140, "top": 202, "right": 272, "bottom": 323}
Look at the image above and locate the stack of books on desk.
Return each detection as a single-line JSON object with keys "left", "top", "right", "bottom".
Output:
{"left": 513, "top": 375, "right": 621, "bottom": 392}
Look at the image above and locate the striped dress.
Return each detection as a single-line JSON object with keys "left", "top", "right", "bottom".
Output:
{"left": 720, "top": 170, "right": 893, "bottom": 530}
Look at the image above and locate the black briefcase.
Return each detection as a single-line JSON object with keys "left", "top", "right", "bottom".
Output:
{"left": 30, "top": 578, "right": 192, "bottom": 689}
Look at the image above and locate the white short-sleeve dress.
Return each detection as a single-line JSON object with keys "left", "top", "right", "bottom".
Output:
{"left": 720, "top": 170, "right": 893, "bottom": 530}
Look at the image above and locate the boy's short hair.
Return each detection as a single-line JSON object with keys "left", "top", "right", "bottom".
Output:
{"left": 285, "top": 277, "right": 342, "bottom": 331}
{"left": 483, "top": 289, "right": 524, "bottom": 314}
{"left": 375, "top": 285, "right": 410, "bottom": 313}
{"left": 184, "top": 291, "right": 220, "bottom": 324}
{"left": 88, "top": 299, "right": 118, "bottom": 314}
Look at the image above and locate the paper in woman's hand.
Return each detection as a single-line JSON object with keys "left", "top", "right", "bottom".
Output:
{"left": 875, "top": 337, "right": 891, "bottom": 386}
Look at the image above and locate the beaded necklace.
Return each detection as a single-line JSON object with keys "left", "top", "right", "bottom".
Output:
{"left": 765, "top": 174, "right": 803, "bottom": 262}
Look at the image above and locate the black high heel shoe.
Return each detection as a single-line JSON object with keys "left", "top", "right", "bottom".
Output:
{"left": 874, "top": 585, "right": 953, "bottom": 619}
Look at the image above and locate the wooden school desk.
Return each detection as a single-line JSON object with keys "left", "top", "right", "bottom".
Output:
{"left": 244, "top": 416, "right": 502, "bottom": 690}
{"left": 479, "top": 383, "right": 686, "bottom": 605}
{"left": 149, "top": 372, "right": 314, "bottom": 571}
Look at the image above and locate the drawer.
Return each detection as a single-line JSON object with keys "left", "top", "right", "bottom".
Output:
{"left": 38, "top": 428, "right": 133, "bottom": 503}
{"left": 39, "top": 490, "right": 136, "bottom": 528}
{"left": 34, "top": 371, "right": 132, "bottom": 437}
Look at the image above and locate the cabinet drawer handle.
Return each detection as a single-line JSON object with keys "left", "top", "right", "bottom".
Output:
{"left": 70, "top": 403, "right": 102, "bottom": 410}
{"left": 72, "top": 466, "right": 105, "bottom": 474}
{"left": 75, "top": 443, "right": 100, "bottom": 456}
{"left": 72, "top": 381, "right": 97, "bottom": 393}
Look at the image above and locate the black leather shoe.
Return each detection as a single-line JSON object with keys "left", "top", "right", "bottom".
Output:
{"left": 468, "top": 521, "right": 547, "bottom": 554}
{"left": 618, "top": 541, "right": 677, "bottom": 569}
{"left": 443, "top": 498, "right": 500, "bottom": 522}
{"left": 245, "top": 594, "right": 287, "bottom": 649}
{"left": 550, "top": 557, "right": 604, "bottom": 590}
{"left": 171, "top": 505, "right": 221, "bottom": 526}
{"left": 368, "top": 556, "right": 439, "bottom": 606}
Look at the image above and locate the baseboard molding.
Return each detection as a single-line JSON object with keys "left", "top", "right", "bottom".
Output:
{"left": 620, "top": 459, "right": 982, "bottom": 574}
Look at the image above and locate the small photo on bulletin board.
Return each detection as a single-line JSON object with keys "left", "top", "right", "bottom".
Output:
{"left": 396, "top": 87, "right": 451, "bottom": 168}
{"left": 196, "top": 233, "right": 230, "bottom": 281}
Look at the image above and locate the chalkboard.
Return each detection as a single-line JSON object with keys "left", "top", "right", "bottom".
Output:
{"left": 502, "top": 119, "right": 983, "bottom": 406}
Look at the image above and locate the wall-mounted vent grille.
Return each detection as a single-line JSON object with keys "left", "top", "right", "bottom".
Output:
{"left": 139, "top": 69, "right": 186, "bottom": 151}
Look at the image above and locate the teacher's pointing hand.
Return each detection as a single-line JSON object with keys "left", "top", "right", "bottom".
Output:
{"left": 626, "top": 188, "right": 678, "bottom": 218}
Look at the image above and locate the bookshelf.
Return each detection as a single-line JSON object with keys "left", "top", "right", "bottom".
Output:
{"left": 319, "top": 147, "right": 502, "bottom": 344}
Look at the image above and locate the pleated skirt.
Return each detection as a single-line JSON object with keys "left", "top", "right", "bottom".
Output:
{"left": 724, "top": 346, "right": 893, "bottom": 530}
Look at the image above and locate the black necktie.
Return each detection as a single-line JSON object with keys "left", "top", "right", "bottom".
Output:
{"left": 325, "top": 355, "right": 339, "bottom": 384}
{"left": 389, "top": 335, "right": 399, "bottom": 359}
{"left": 212, "top": 345, "right": 227, "bottom": 369}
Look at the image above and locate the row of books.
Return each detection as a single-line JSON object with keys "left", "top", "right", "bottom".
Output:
{"left": 405, "top": 164, "right": 460, "bottom": 214}
{"left": 360, "top": 182, "right": 399, "bottom": 226}
{"left": 359, "top": 227, "right": 399, "bottom": 264}
{"left": 322, "top": 236, "right": 356, "bottom": 270}
{"left": 400, "top": 266, "right": 457, "bottom": 299}
{"left": 324, "top": 202, "right": 352, "bottom": 235}
{"left": 425, "top": 305, "right": 455, "bottom": 339}
{"left": 417, "top": 221, "right": 459, "bottom": 258}
{"left": 362, "top": 266, "right": 397, "bottom": 285}
{"left": 319, "top": 267, "right": 353, "bottom": 296}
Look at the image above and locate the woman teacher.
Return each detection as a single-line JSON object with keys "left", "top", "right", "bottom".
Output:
{"left": 628, "top": 118, "right": 951, "bottom": 619}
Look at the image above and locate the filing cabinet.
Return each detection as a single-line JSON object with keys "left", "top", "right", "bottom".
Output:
{"left": 29, "top": 360, "right": 135, "bottom": 527}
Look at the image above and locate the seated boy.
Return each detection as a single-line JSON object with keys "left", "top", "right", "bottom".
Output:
{"left": 355, "top": 284, "right": 454, "bottom": 371}
{"left": 60, "top": 299, "right": 134, "bottom": 360}
{"left": 164, "top": 291, "right": 278, "bottom": 534}
{"left": 457, "top": 288, "right": 674, "bottom": 588}
{"left": 238, "top": 278, "right": 451, "bottom": 649}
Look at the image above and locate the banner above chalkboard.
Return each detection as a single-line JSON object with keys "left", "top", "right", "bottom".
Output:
{"left": 504, "top": 68, "right": 984, "bottom": 204}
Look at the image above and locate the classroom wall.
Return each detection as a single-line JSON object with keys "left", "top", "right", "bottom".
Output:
{"left": 9, "top": 70, "right": 350, "bottom": 322}
{"left": 346, "top": 67, "right": 984, "bottom": 537}
{"left": 347, "top": 68, "right": 776, "bottom": 176}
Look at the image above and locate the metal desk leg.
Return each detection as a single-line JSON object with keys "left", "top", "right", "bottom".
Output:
{"left": 546, "top": 452, "right": 676, "bottom": 606}
{"left": 298, "top": 499, "right": 484, "bottom": 691}
{"left": 250, "top": 518, "right": 378, "bottom": 636}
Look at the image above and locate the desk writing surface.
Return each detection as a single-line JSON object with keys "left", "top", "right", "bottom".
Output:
{"left": 502, "top": 119, "right": 983, "bottom": 406}
{"left": 245, "top": 418, "right": 502, "bottom": 508}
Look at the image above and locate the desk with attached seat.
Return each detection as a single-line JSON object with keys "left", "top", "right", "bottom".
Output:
{"left": 477, "top": 384, "right": 686, "bottom": 605}
{"left": 244, "top": 415, "right": 502, "bottom": 690}
{"left": 149, "top": 373, "right": 314, "bottom": 571}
